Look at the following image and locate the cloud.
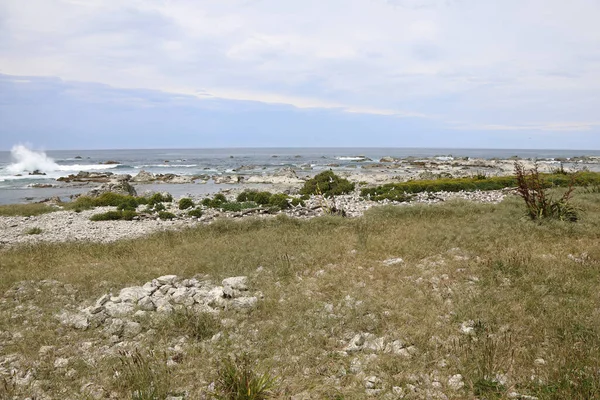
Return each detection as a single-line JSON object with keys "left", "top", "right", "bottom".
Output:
{"left": 0, "top": 0, "right": 600, "bottom": 143}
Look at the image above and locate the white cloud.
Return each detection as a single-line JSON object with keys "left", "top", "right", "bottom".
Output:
{"left": 1, "top": 0, "right": 600, "bottom": 131}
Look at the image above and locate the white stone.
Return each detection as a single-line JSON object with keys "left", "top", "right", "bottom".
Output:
{"left": 54, "top": 357, "right": 69, "bottom": 368}
{"left": 104, "top": 302, "right": 135, "bottom": 317}
{"left": 534, "top": 358, "right": 546, "bottom": 366}
{"left": 156, "top": 275, "right": 178, "bottom": 285}
{"left": 119, "top": 286, "right": 152, "bottom": 303}
{"left": 364, "top": 375, "right": 381, "bottom": 389}
{"left": 137, "top": 296, "right": 156, "bottom": 311}
{"left": 448, "top": 374, "right": 464, "bottom": 391}
{"left": 123, "top": 321, "right": 142, "bottom": 338}
{"left": 382, "top": 257, "right": 404, "bottom": 266}
{"left": 96, "top": 294, "right": 110, "bottom": 306}
{"left": 57, "top": 311, "right": 89, "bottom": 330}
{"left": 230, "top": 296, "right": 258, "bottom": 310}
{"left": 222, "top": 276, "right": 248, "bottom": 291}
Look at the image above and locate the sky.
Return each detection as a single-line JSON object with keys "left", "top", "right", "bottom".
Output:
{"left": 1, "top": 0, "right": 600, "bottom": 150}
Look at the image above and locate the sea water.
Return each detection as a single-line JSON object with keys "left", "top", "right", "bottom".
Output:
{"left": 1, "top": 146, "right": 599, "bottom": 205}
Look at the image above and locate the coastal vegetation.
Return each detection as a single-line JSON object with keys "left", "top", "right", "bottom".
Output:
{"left": 300, "top": 170, "right": 355, "bottom": 197}
{"left": 1, "top": 191, "right": 600, "bottom": 398}
{"left": 361, "top": 169, "right": 600, "bottom": 202}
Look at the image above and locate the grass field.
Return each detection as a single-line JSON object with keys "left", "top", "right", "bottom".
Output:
{"left": 1, "top": 190, "right": 599, "bottom": 399}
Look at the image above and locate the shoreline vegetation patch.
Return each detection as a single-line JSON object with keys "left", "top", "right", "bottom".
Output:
{"left": 360, "top": 170, "right": 600, "bottom": 201}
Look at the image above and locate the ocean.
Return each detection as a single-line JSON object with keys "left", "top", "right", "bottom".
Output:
{"left": 1, "top": 146, "right": 600, "bottom": 205}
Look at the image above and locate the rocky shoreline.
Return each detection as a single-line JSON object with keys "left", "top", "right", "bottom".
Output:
{"left": 0, "top": 187, "right": 507, "bottom": 248}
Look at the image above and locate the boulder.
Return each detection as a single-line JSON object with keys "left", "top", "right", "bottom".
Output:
{"left": 86, "top": 175, "right": 137, "bottom": 197}
{"left": 131, "top": 170, "right": 156, "bottom": 182}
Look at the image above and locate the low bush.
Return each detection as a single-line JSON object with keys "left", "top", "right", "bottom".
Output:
{"left": 153, "top": 203, "right": 166, "bottom": 212}
{"left": 361, "top": 170, "right": 600, "bottom": 202}
{"left": 300, "top": 170, "right": 355, "bottom": 197}
{"left": 178, "top": 198, "right": 194, "bottom": 210}
{"left": 187, "top": 208, "right": 204, "bottom": 218}
{"left": 237, "top": 190, "right": 273, "bottom": 205}
{"left": 25, "top": 227, "right": 43, "bottom": 235}
{"left": 269, "top": 193, "right": 291, "bottom": 209}
{"left": 219, "top": 202, "right": 258, "bottom": 212}
{"left": 158, "top": 211, "right": 176, "bottom": 220}
{"left": 290, "top": 198, "right": 305, "bottom": 207}
{"left": 202, "top": 194, "right": 229, "bottom": 208}
{"left": 148, "top": 192, "right": 173, "bottom": 205}
{"left": 70, "top": 193, "right": 148, "bottom": 211}
{"left": 90, "top": 210, "right": 138, "bottom": 221}
{"left": 117, "top": 197, "right": 139, "bottom": 212}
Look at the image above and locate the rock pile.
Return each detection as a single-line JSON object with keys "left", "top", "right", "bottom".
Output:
{"left": 57, "top": 275, "right": 258, "bottom": 340}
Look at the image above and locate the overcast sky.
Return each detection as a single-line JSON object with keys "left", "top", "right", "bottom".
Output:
{"left": 1, "top": 0, "right": 599, "bottom": 150}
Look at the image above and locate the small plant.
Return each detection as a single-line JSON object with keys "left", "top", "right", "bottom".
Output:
{"left": 220, "top": 202, "right": 258, "bottom": 212}
{"left": 148, "top": 192, "right": 173, "bottom": 205}
{"left": 25, "top": 227, "right": 43, "bottom": 235}
{"left": 117, "top": 197, "right": 139, "bottom": 211}
{"left": 178, "top": 198, "right": 194, "bottom": 210}
{"left": 214, "top": 193, "right": 227, "bottom": 203}
{"left": 300, "top": 170, "right": 355, "bottom": 197}
{"left": 162, "top": 309, "right": 219, "bottom": 340}
{"left": 114, "top": 349, "right": 171, "bottom": 400}
{"left": 154, "top": 203, "right": 166, "bottom": 212}
{"left": 90, "top": 210, "right": 138, "bottom": 221}
{"left": 514, "top": 162, "right": 578, "bottom": 221}
{"left": 268, "top": 194, "right": 291, "bottom": 210}
{"left": 212, "top": 353, "right": 277, "bottom": 400}
{"left": 158, "top": 211, "right": 176, "bottom": 220}
{"left": 188, "top": 208, "right": 204, "bottom": 218}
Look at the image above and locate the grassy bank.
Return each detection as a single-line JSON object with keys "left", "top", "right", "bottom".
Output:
{"left": 1, "top": 192, "right": 600, "bottom": 398}
{"left": 361, "top": 171, "right": 600, "bottom": 201}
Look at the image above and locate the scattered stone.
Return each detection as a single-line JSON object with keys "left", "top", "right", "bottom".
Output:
{"left": 448, "top": 374, "right": 464, "bottom": 390}
{"left": 53, "top": 358, "right": 69, "bottom": 369}
{"left": 123, "top": 321, "right": 142, "bottom": 338}
{"left": 56, "top": 311, "right": 89, "bottom": 330}
{"left": 382, "top": 257, "right": 404, "bottom": 266}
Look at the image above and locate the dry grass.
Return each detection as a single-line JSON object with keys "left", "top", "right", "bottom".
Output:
{"left": 0, "top": 203, "right": 57, "bottom": 217}
{"left": 1, "top": 190, "right": 600, "bottom": 398}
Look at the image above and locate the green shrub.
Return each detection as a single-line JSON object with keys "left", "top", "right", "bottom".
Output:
{"left": 212, "top": 353, "right": 277, "bottom": 399}
{"left": 158, "top": 211, "right": 176, "bottom": 220}
{"left": 214, "top": 193, "right": 227, "bottom": 203}
{"left": 300, "top": 170, "right": 355, "bottom": 197}
{"left": 90, "top": 210, "right": 137, "bottom": 221}
{"left": 236, "top": 191, "right": 251, "bottom": 202}
{"left": 94, "top": 192, "right": 134, "bottom": 207}
{"left": 188, "top": 208, "right": 204, "bottom": 218}
{"left": 121, "top": 210, "right": 138, "bottom": 221}
{"left": 253, "top": 192, "right": 272, "bottom": 205}
{"left": 219, "top": 202, "right": 258, "bottom": 212}
{"left": 290, "top": 198, "right": 305, "bottom": 207}
{"left": 25, "top": 227, "right": 43, "bottom": 235}
{"left": 361, "top": 171, "right": 600, "bottom": 202}
{"left": 154, "top": 203, "right": 166, "bottom": 212}
{"left": 117, "top": 197, "right": 139, "bottom": 212}
{"left": 269, "top": 194, "right": 291, "bottom": 209}
{"left": 178, "top": 198, "right": 194, "bottom": 210}
{"left": 148, "top": 192, "right": 173, "bottom": 205}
